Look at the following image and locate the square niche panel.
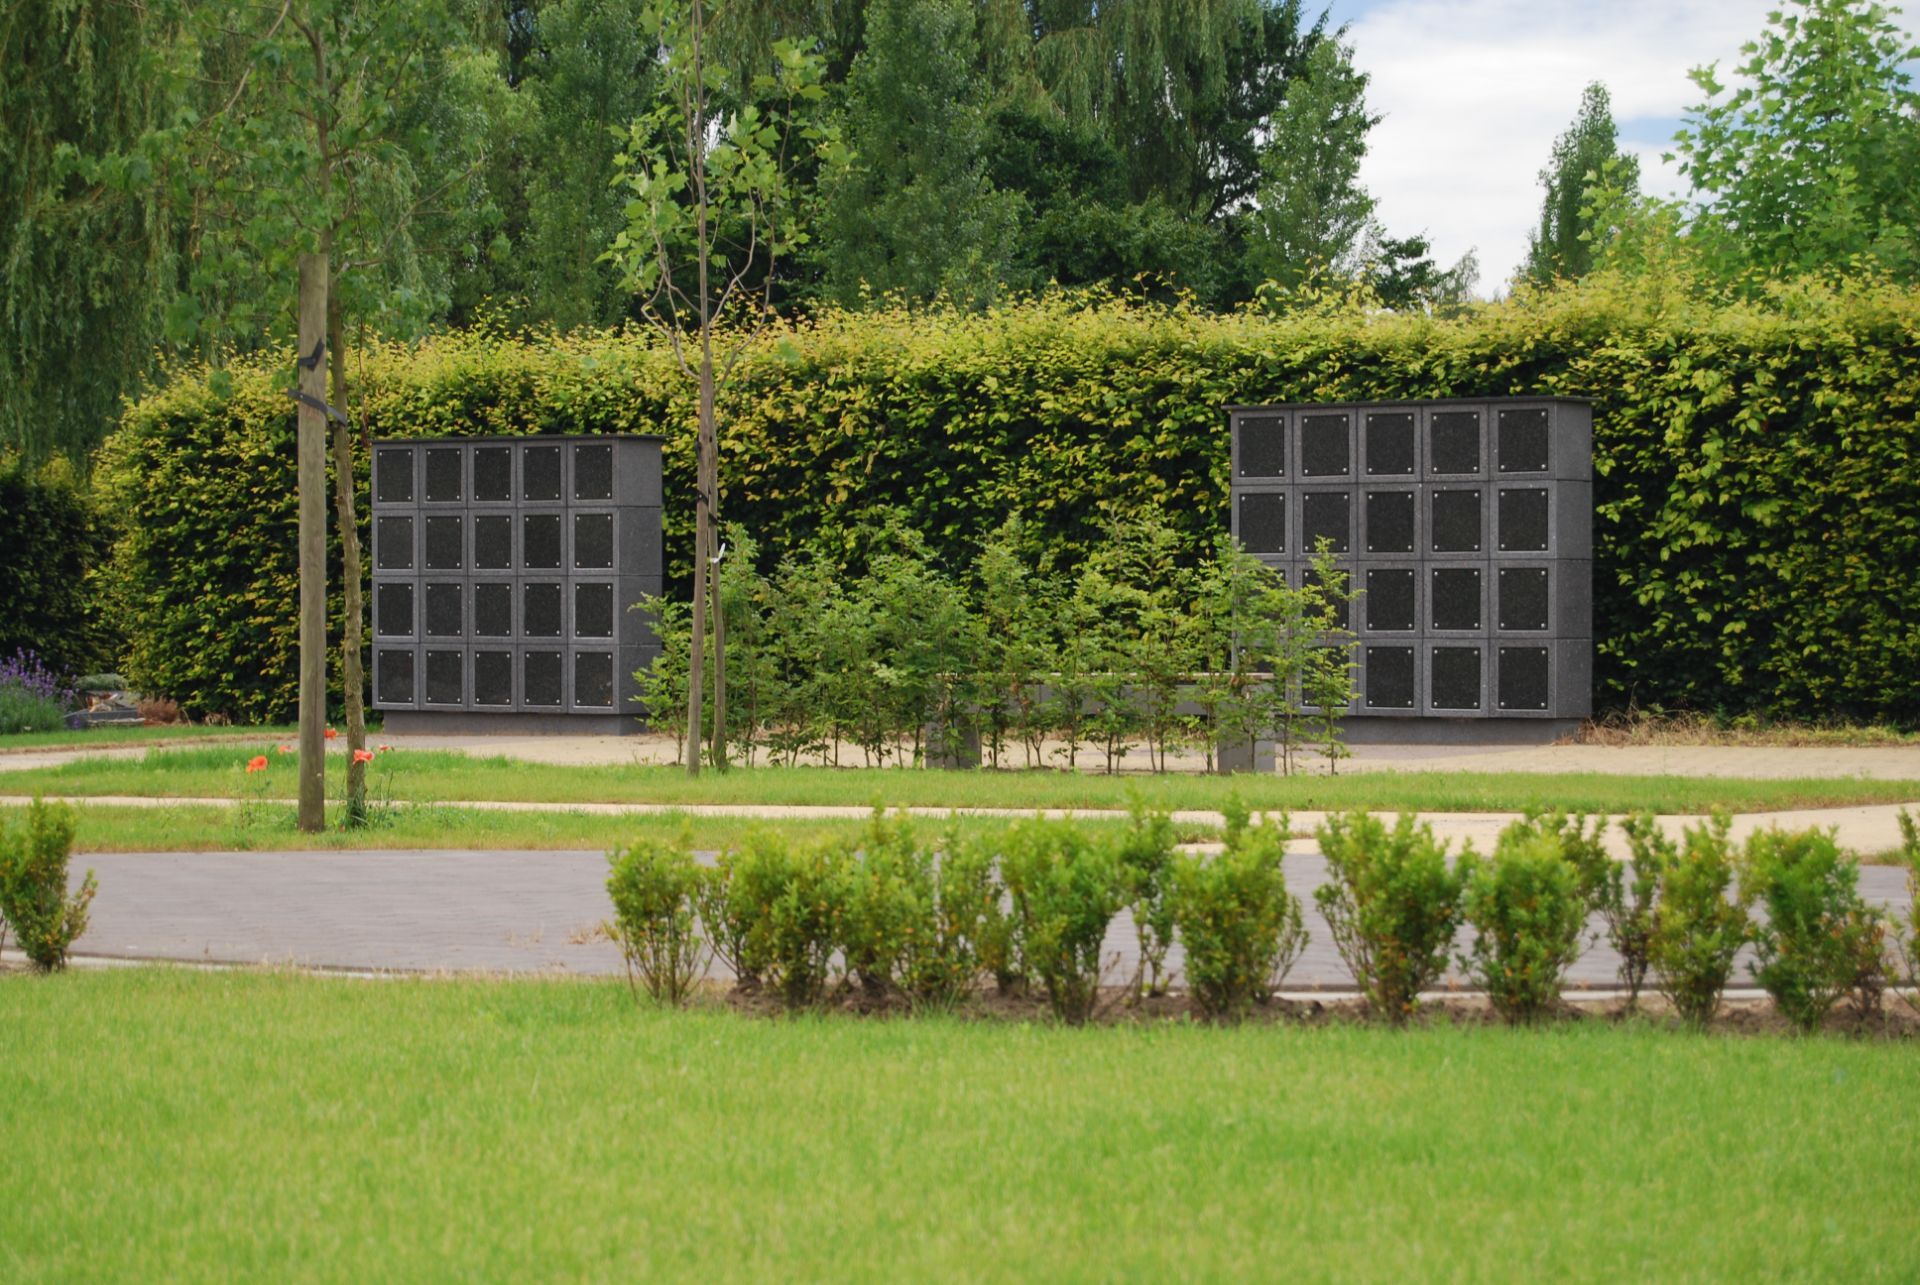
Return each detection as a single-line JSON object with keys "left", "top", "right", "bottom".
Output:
{"left": 1299, "top": 413, "right": 1350, "bottom": 478}
{"left": 574, "top": 582, "right": 615, "bottom": 638}
{"left": 1428, "top": 410, "right": 1481, "bottom": 475}
{"left": 1364, "top": 568, "right": 1416, "bottom": 633}
{"left": 375, "top": 582, "right": 414, "bottom": 638}
{"left": 423, "top": 447, "right": 463, "bottom": 503}
{"left": 574, "top": 443, "right": 614, "bottom": 501}
{"left": 1238, "top": 492, "right": 1286, "bottom": 555}
{"left": 523, "top": 582, "right": 564, "bottom": 638}
{"left": 472, "top": 446, "right": 513, "bottom": 502}
{"left": 573, "top": 512, "right": 615, "bottom": 570}
{"left": 1237, "top": 414, "right": 1286, "bottom": 478}
{"left": 424, "top": 649, "right": 464, "bottom": 706}
{"left": 1365, "top": 645, "right": 1416, "bottom": 710}
{"left": 523, "top": 650, "right": 564, "bottom": 707}
{"left": 424, "top": 515, "right": 464, "bottom": 571}
{"left": 474, "top": 514, "right": 513, "bottom": 570}
{"left": 522, "top": 513, "right": 563, "bottom": 569}
{"left": 1498, "top": 488, "right": 1551, "bottom": 553}
{"left": 1497, "top": 407, "right": 1551, "bottom": 474}
{"left": 522, "top": 445, "right": 563, "bottom": 502}
{"left": 1301, "top": 491, "right": 1351, "bottom": 555}
{"left": 1497, "top": 567, "right": 1550, "bottom": 631}
{"left": 1430, "top": 567, "right": 1482, "bottom": 632}
{"left": 375, "top": 448, "right": 414, "bottom": 504}
{"left": 1497, "top": 646, "right": 1552, "bottom": 712}
{"left": 473, "top": 582, "right": 513, "bottom": 638}
{"left": 473, "top": 650, "right": 514, "bottom": 708}
{"left": 1364, "top": 411, "right": 1415, "bottom": 477}
{"left": 1430, "top": 645, "right": 1483, "bottom": 711}
{"left": 574, "top": 651, "right": 616, "bottom": 709}
{"left": 1365, "top": 490, "right": 1415, "bottom": 555}
{"left": 1430, "top": 488, "right": 1484, "bottom": 554}
{"left": 424, "top": 582, "right": 464, "bottom": 638}
{"left": 375, "top": 516, "right": 414, "bottom": 571}
{"left": 375, "top": 649, "right": 415, "bottom": 705}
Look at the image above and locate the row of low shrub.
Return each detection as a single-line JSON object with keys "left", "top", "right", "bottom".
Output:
{"left": 102, "top": 278, "right": 1920, "bottom": 724}
{"left": 607, "top": 805, "right": 1920, "bottom": 1032}
{"left": 655, "top": 517, "right": 1356, "bottom": 773}
{"left": 0, "top": 799, "right": 95, "bottom": 971}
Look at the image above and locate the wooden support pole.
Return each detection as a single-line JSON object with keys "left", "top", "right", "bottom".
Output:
{"left": 295, "top": 252, "right": 329, "bottom": 832}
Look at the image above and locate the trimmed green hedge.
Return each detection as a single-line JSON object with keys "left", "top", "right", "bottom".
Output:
{"left": 0, "top": 456, "right": 116, "bottom": 679}
{"left": 100, "top": 280, "right": 1920, "bottom": 724}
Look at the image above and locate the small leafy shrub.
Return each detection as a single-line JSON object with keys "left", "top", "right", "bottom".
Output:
{"left": 1741, "top": 827, "right": 1876, "bottom": 1034}
{"left": 896, "top": 825, "right": 1001, "bottom": 1011}
{"left": 0, "top": 649, "right": 76, "bottom": 735}
{"left": 1116, "top": 798, "right": 1178, "bottom": 996}
{"left": 839, "top": 809, "right": 927, "bottom": 997}
{"left": 1314, "top": 811, "right": 1468, "bottom": 1024}
{"left": 1169, "top": 804, "right": 1304, "bottom": 1022}
{"left": 0, "top": 799, "right": 96, "bottom": 971}
{"left": 697, "top": 842, "right": 773, "bottom": 992}
{"left": 1648, "top": 814, "right": 1752, "bottom": 1028}
{"left": 753, "top": 835, "right": 853, "bottom": 1010}
{"left": 1610, "top": 815, "right": 1673, "bottom": 1009}
{"left": 605, "top": 836, "right": 708, "bottom": 1006}
{"left": 1000, "top": 818, "right": 1133, "bottom": 1024}
{"left": 1460, "top": 826, "right": 1592, "bottom": 1024}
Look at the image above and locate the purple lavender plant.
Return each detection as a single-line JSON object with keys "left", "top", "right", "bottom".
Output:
{"left": 0, "top": 649, "right": 78, "bottom": 734}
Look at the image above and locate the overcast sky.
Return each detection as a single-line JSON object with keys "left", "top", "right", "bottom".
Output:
{"left": 1322, "top": 0, "right": 1920, "bottom": 292}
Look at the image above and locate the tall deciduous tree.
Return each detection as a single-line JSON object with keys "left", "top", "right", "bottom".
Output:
{"left": 606, "top": 3, "right": 842, "bottom": 774}
{"left": 1521, "top": 81, "right": 1639, "bottom": 286}
{"left": 816, "top": 0, "right": 1022, "bottom": 305}
{"left": 1245, "top": 35, "right": 1377, "bottom": 288}
{"left": 1674, "top": 0, "right": 1920, "bottom": 279}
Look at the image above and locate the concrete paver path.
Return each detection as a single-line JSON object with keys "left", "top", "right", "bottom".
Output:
{"left": 35, "top": 847, "right": 1915, "bottom": 990}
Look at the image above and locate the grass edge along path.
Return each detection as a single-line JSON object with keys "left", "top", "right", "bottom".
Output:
{"left": 0, "top": 968, "right": 1915, "bottom": 1280}
{"left": 5, "top": 745, "right": 1920, "bottom": 815}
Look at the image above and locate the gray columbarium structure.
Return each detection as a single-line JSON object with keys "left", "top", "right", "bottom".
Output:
{"left": 370, "top": 435, "right": 663, "bottom": 734}
{"left": 1228, "top": 398, "right": 1592, "bottom": 742}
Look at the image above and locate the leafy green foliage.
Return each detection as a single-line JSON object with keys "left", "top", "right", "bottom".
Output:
{"left": 1117, "top": 800, "right": 1180, "bottom": 996}
{"left": 1647, "top": 815, "right": 1753, "bottom": 1027}
{"left": 1896, "top": 811, "right": 1920, "bottom": 1012}
{"left": 0, "top": 455, "right": 117, "bottom": 681}
{"left": 1460, "top": 826, "right": 1592, "bottom": 1023}
{"left": 1169, "top": 800, "right": 1304, "bottom": 1021}
{"left": 1245, "top": 36, "right": 1377, "bottom": 289}
{"left": 727, "top": 830, "right": 851, "bottom": 1010}
{"left": 606, "top": 835, "right": 708, "bottom": 1005}
{"left": 1000, "top": 818, "right": 1133, "bottom": 1024}
{"left": 1740, "top": 826, "right": 1879, "bottom": 1032}
{"left": 102, "top": 282, "right": 1920, "bottom": 724}
{"left": 0, "top": 799, "right": 95, "bottom": 972}
{"left": 1608, "top": 814, "right": 1671, "bottom": 1007}
{"left": 1521, "top": 82, "right": 1640, "bottom": 286}
{"left": 1313, "top": 811, "right": 1468, "bottom": 1024}
{"left": 1674, "top": 0, "right": 1920, "bottom": 280}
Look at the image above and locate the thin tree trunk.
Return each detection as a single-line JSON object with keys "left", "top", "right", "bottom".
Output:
{"left": 294, "top": 252, "right": 329, "bottom": 832}
{"left": 328, "top": 288, "right": 367, "bottom": 823}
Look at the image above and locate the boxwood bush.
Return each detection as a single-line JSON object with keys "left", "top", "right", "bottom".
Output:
{"left": 100, "top": 278, "right": 1920, "bottom": 724}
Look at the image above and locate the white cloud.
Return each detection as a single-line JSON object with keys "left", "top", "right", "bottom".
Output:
{"left": 1333, "top": 0, "right": 1920, "bottom": 292}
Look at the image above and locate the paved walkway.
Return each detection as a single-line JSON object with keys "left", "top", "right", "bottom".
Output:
{"left": 36, "top": 848, "right": 1914, "bottom": 988}
{"left": 7, "top": 732, "right": 1920, "bottom": 780}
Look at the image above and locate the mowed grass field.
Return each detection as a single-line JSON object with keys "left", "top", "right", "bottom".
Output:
{"left": 6, "top": 744, "right": 1920, "bottom": 815}
{"left": 0, "top": 800, "right": 1192, "bottom": 854}
{"left": 1, "top": 970, "right": 1916, "bottom": 1281}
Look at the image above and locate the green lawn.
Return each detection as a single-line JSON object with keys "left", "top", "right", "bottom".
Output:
{"left": 0, "top": 800, "right": 1189, "bottom": 854}
{"left": 5, "top": 744, "right": 1920, "bottom": 815}
{"left": 0, "top": 723, "right": 302, "bottom": 752}
{"left": 0, "top": 969, "right": 1913, "bottom": 1280}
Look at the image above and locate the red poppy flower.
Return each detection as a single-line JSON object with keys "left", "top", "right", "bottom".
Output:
{"left": 352, "top": 748, "right": 375, "bottom": 764}
{"left": 377, "top": 744, "right": 392, "bottom": 753}
{"left": 324, "top": 727, "right": 339, "bottom": 740}
{"left": 246, "top": 755, "right": 269, "bottom": 773}
{"left": 276, "top": 744, "right": 294, "bottom": 755}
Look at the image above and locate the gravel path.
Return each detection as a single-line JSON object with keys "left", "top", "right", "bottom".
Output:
{"left": 41, "top": 848, "right": 1915, "bottom": 990}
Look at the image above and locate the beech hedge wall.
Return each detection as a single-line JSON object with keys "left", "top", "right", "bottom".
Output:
{"left": 99, "top": 281, "right": 1920, "bottom": 725}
